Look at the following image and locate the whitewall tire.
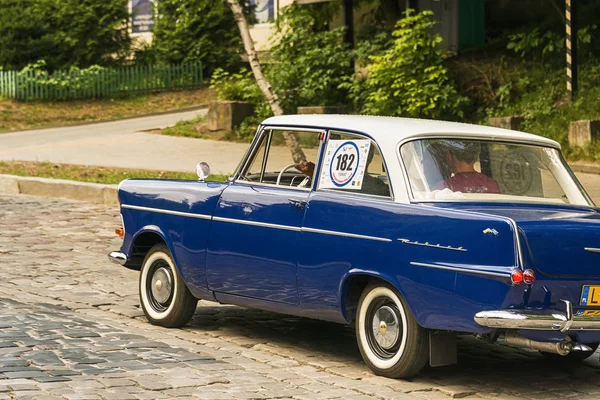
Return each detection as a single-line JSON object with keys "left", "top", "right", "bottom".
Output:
{"left": 356, "top": 283, "right": 428, "bottom": 378}
{"left": 139, "top": 243, "right": 197, "bottom": 327}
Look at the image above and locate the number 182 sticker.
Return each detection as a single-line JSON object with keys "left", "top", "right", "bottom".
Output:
{"left": 320, "top": 140, "right": 371, "bottom": 189}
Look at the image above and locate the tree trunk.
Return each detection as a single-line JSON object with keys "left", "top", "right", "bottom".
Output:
{"left": 226, "top": 0, "right": 306, "bottom": 163}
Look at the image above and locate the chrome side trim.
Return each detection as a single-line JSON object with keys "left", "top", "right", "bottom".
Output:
{"left": 506, "top": 217, "right": 524, "bottom": 270}
{"left": 121, "top": 204, "right": 212, "bottom": 220}
{"left": 212, "top": 216, "right": 301, "bottom": 232}
{"left": 212, "top": 216, "right": 392, "bottom": 241}
{"left": 302, "top": 227, "right": 392, "bottom": 242}
{"left": 585, "top": 247, "right": 600, "bottom": 253}
{"left": 410, "top": 262, "right": 512, "bottom": 278}
{"left": 108, "top": 251, "right": 128, "bottom": 266}
{"left": 398, "top": 238, "right": 466, "bottom": 252}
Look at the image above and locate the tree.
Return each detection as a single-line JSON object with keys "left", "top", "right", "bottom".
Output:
{"left": 226, "top": 0, "right": 306, "bottom": 162}
{"left": 0, "top": 0, "right": 130, "bottom": 71}
{"left": 152, "top": 0, "right": 246, "bottom": 77}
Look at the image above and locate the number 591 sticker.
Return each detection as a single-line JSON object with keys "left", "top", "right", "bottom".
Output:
{"left": 320, "top": 140, "right": 371, "bottom": 189}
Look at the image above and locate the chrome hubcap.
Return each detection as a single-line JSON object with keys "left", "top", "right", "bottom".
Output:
{"left": 151, "top": 267, "right": 172, "bottom": 305}
{"left": 372, "top": 305, "right": 400, "bottom": 349}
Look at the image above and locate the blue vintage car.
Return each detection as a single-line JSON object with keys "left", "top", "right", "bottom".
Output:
{"left": 109, "top": 115, "right": 600, "bottom": 378}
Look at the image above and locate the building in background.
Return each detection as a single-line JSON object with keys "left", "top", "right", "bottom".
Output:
{"left": 130, "top": 0, "right": 155, "bottom": 45}
{"left": 126, "top": 0, "right": 484, "bottom": 52}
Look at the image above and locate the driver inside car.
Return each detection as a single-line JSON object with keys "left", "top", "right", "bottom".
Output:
{"left": 295, "top": 145, "right": 389, "bottom": 197}
{"left": 432, "top": 141, "right": 500, "bottom": 194}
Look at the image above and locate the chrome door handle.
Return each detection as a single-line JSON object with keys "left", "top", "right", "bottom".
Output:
{"left": 289, "top": 199, "right": 307, "bottom": 209}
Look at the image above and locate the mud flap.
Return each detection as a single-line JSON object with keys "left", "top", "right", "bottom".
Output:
{"left": 429, "top": 330, "right": 457, "bottom": 367}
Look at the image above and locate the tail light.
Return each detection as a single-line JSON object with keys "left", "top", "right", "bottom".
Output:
{"left": 523, "top": 269, "right": 536, "bottom": 285}
{"left": 511, "top": 269, "right": 524, "bottom": 285}
{"left": 511, "top": 269, "right": 536, "bottom": 285}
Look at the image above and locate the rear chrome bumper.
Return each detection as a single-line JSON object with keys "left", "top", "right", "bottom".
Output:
{"left": 474, "top": 300, "right": 600, "bottom": 333}
{"left": 108, "top": 251, "right": 128, "bottom": 266}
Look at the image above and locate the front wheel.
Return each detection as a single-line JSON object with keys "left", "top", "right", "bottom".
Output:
{"left": 356, "top": 283, "right": 429, "bottom": 378}
{"left": 139, "top": 244, "right": 198, "bottom": 327}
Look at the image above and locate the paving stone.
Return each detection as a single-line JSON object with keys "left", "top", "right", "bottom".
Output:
{"left": 4, "top": 371, "right": 48, "bottom": 379}
{"left": 1, "top": 194, "right": 599, "bottom": 400}
{"left": 99, "top": 377, "right": 136, "bottom": 388}
{"left": 133, "top": 376, "right": 172, "bottom": 391}
{"left": 7, "top": 383, "right": 39, "bottom": 391}
{"left": 33, "top": 376, "right": 72, "bottom": 383}
{"left": 46, "top": 369, "right": 82, "bottom": 377}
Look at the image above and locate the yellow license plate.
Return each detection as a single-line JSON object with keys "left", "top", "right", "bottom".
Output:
{"left": 581, "top": 285, "right": 600, "bottom": 306}
{"left": 577, "top": 310, "right": 600, "bottom": 317}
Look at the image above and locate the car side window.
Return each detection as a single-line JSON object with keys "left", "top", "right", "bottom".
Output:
{"left": 239, "top": 129, "right": 322, "bottom": 188}
{"left": 317, "top": 130, "right": 391, "bottom": 198}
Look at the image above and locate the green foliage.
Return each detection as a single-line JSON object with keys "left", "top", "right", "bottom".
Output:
{"left": 353, "top": 10, "right": 467, "bottom": 119}
{"left": 152, "top": 0, "right": 245, "bottom": 77}
{"left": 507, "top": 25, "right": 597, "bottom": 59}
{"left": 485, "top": 62, "right": 600, "bottom": 151}
{"left": 267, "top": 3, "right": 352, "bottom": 112}
{"left": 16, "top": 61, "right": 107, "bottom": 95}
{"left": 210, "top": 3, "right": 352, "bottom": 137}
{"left": 0, "top": 0, "right": 130, "bottom": 71}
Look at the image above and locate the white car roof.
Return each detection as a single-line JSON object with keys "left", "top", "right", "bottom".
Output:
{"left": 262, "top": 114, "right": 560, "bottom": 150}
{"left": 261, "top": 114, "right": 561, "bottom": 203}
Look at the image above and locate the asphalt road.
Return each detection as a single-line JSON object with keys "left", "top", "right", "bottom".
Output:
{"left": 0, "top": 109, "right": 254, "bottom": 175}
{"left": 2, "top": 194, "right": 600, "bottom": 399}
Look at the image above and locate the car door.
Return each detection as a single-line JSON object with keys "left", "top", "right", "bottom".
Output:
{"left": 206, "top": 127, "right": 325, "bottom": 305}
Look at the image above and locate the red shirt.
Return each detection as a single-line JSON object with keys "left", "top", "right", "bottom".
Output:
{"left": 433, "top": 172, "right": 500, "bottom": 194}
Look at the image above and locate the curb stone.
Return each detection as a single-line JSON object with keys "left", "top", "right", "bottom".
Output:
{"left": 0, "top": 174, "right": 117, "bottom": 206}
{"left": 569, "top": 162, "right": 600, "bottom": 175}
{"left": 1, "top": 161, "right": 599, "bottom": 207}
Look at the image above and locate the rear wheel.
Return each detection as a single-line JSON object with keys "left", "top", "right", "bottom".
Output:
{"left": 139, "top": 244, "right": 197, "bottom": 327}
{"left": 355, "top": 283, "right": 428, "bottom": 378}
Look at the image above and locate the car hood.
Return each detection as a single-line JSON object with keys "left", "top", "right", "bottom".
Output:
{"left": 434, "top": 204, "right": 600, "bottom": 278}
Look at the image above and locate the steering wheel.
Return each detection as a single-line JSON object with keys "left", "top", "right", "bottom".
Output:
{"left": 276, "top": 163, "right": 300, "bottom": 186}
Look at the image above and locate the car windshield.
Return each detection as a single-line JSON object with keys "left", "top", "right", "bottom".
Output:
{"left": 400, "top": 139, "right": 593, "bottom": 206}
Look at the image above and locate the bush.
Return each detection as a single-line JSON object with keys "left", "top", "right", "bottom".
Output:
{"left": 0, "top": 0, "right": 130, "bottom": 71}
{"left": 15, "top": 60, "right": 108, "bottom": 99}
{"left": 152, "top": 0, "right": 247, "bottom": 77}
{"left": 267, "top": 3, "right": 352, "bottom": 112}
{"left": 353, "top": 10, "right": 467, "bottom": 119}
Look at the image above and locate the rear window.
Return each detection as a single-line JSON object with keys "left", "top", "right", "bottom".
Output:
{"left": 400, "top": 139, "right": 592, "bottom": 206}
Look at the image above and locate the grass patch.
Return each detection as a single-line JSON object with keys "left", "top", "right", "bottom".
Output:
{"left": 157, "top": 117, "right": 255, "bottom": 143}
{"left": 161, "top": 115, "right": 208, "bottom": 138}
{"left": 0, "top": 161, "right": 228, "bottom": 184}
{"left": 0, "top": 88, "right": 217, "bottom": 133}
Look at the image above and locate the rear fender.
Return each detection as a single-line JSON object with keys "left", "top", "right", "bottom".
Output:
{"left": 339, "top": 269, "right": 411, "bottom": 323}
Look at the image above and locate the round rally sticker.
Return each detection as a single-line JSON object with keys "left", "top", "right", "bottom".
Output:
{"left": 330, "top": 141, "right": 360, "bottom": 187}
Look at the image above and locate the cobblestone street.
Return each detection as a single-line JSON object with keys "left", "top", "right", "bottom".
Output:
{"left": 2, "top": 194, "right": 600, "bottom": 399}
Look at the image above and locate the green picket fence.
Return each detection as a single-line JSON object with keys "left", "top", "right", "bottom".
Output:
{"left": 0, "top": 63, "right": 203, "bottom": 101}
